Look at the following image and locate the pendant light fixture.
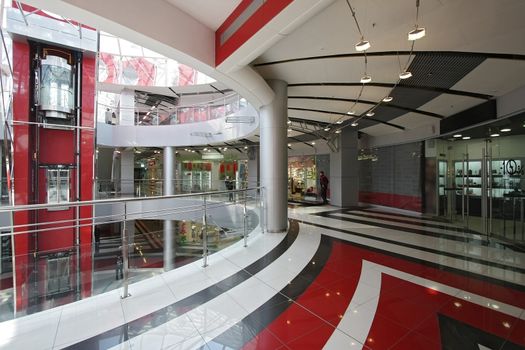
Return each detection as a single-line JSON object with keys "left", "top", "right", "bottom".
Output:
{"left": 360, "top": 75, "right": 372, "bottom": 84}
{"left": 355, "top": 38, "right": 371, "bottom": 52}
{"left": 408, "top": 0, "right": 426, "bottom": 41}
{"left": 399, "top": 71, "right": 413, "bottom": 79}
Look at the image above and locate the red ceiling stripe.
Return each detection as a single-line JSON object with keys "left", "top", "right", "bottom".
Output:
{"left": 216, "top": 0, "right": 293, "bottom": 66}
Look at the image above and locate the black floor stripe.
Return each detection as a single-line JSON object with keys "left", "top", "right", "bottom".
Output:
{"left": 343, "top": 211, "right": 473, "bottom": 233}
{"left": 322, "top": 211, "right": 525, "bottom": 253}
{"left": 63, "top": 220, "right": 300, "bottom": 350}
{"left": 301, "top": 220, "right": 525, "bottom": 293}
{"left": 203, "top": 235, "right": 333, "bottom": 349}
{"left": 298, "top": 219, "right": 525, "bottom": 275}
{"left": 314, "top": 211, "right": 493, "bottom": 246}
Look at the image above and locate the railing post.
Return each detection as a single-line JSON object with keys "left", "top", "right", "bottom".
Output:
{"left": 243, "top": 189, "right": 248, "bottom": 247}
{"left": 202, "top": 197, "right": 208, "bottom": 267}
{"left": 259, "top": 187, "right": 265, "bottom": 233}
{"left": 121, "top": 202, "right": 130, "bottom": 298}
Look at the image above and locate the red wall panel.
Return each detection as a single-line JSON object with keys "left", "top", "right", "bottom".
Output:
{"left": 359, "top": 191, "right": 422, "bottom": 212}
{"left": 12, "top": 40, "right": 31, "bottom": 310}
{"left": 79, "top": 55, "right": 96, "bottom": 297}
{"left": 38, "top": 129, "right": 75, "bottom": 164}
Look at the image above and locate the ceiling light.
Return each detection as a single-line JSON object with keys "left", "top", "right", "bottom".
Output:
{"left": 408, "top": 27, "right": 426, "bottom": 41}
{"left": 360, "top": 75, "right": 372, "bottom": 84}
{"left": 287, "top": 128, "right": 292, "bottom": 132}
{"left": 311, "top": 142, "right": 316, "bottom": 145}
{"left": 336, "top": 120, "right": 343, "bottom": 124}
{"left": 453, "top": 134, "right": 462, "bottom": 138}
{"left": 355, "top": 39, "right": 371, "bottom": 52}
{"left": 335, "top": 130, "right": 341, "bottom": 134}
{"left": 223, "top": 147, "right": 228, "bottom": 151}
{"left": 287, "top": 120, "right": 292, "bottom": 124}
{"left": 382, "top": 96, "right": 393, "bottom": 102}
{"left": 244, "top": 146, "right": 248, "bottom": 149}
{"left": 347, "top": 110, "right": 355, "bottom": 115}
{"left": 462, "top": 136, "right": 471, "bottom": 140}
{"left": 203, "top": 148, "right": 208, "bottom": 151}
{"left": 287, "top": 143, "right": 291, "bottom": 147}
{"left": 324, "top": 127, "right": 330, "bottom": 131}
{"left": 399, "top": 71, "right": 413, "bottom": 79}
{"left": 351, "top": 122, "right": 358, "bottom": 127}
{"left": 501, "top": 128, "right": 511, "bottom": 132}
{"left": 366, "top": 111, "right": 375, "bottom": 117}
{"left": 490, "top": 133, "right": 500, "bottom": 137}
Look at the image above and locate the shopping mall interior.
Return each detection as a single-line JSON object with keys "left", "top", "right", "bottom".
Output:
{"left": 0, "top": 1, "right": 524, "bottom": 349}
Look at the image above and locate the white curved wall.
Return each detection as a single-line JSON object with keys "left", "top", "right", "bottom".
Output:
{"left": 96, "top": 105, "right": 259, "bottom": 147}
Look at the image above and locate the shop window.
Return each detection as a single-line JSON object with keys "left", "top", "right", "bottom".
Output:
{"left": 47, "top": 169, "right": 70, "bottom": 204}
{"left": 46, "top": 254, "right": 71, "bottom": 296}
{"left": 0, "top": 234, "right": 12, "bottom": 274}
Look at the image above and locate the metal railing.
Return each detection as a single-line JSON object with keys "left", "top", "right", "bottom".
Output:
{"left": 95, "top": 178, "right": 251, "bottom": 199}
{"left": 0, "top": 186, "right": 265, "bottom": 321}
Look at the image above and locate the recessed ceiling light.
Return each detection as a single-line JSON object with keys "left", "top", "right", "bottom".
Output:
{"left": 462, "top": 136, "right": 471, "bottom": 140}
{"left": 287, "top": 143, "right": 291, "bottom": 147}
{"left": 501, "top": 128, "right": 511, "bottom": 132}
{"left": 490, "top": 133, "right": 500, "bottom": 137}
{"left": 355, "top": 39, "right": 371, "bottom": 52}
{"left": 244, "top": 146, "right": 248, "bottom": 149}
{"left": 399, "top": 71, "right": 413, "bottom": 79}
{"left": 453, "top": 134, "right": 462, "bottom": 138}
{"left": 382, "top": 96, "right": 393, "bottom": 102}
{"left": 311, "top": 142, "right": 316, "bottom": 145}
{"left": 335, "top": 130, "right": 341, "bottom": 134}
{"left": 408, "top": 27, "right": 426, "bottom": 41}
{"left": 360, "top": 75, "right": 372, "bottom": 84}
{"left": 324, "top": 127, "right": 330, "bottom": 131}
{"left": 336, "top": 120, "right": 343, "bottom": 124}
{"left": 287, "top": 128, "right": 292, "bottom": 132}
{"left": 351, "top": 122, "right": 359, "bottom": 127}
{"left": 287, "top": 120, "right": 292, "bottom": 124}
{"left": 347, "top": 110, "right": 356, "bottom": 115}
{"left": 366, "top": 111, "right": 375, "bottom": 117}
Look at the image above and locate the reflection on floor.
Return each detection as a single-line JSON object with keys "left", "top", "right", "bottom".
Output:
{"left": 0, "top": 205, "right": 524, "bottom": 349}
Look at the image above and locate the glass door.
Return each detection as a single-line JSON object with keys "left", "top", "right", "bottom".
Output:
{"left": 488, "top": 137, "right": 525, "bottom": 242}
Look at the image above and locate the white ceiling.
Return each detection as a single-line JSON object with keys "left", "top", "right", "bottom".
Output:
{"left": 164, "top": 0, "right": 242, "bottom": 30}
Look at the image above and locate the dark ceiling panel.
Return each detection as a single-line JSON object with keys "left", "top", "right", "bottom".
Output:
{"left": 400, "top": 52, "right": 486, "bottom": 89}
{"left": 369, "top": 53, "right": 487, "bottom": 126}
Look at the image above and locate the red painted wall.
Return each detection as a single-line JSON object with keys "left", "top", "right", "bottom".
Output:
{"left": 12, "top": 40, "right": 32, "bottom": 310}
{"left": 79, "top": 55, "right": 96, "bottom": 297}
{"left": 215, "top": 0, "right": 293, "bottom": 66}
{"left": 359, "top": 191, "right": 422, "bottom": 212}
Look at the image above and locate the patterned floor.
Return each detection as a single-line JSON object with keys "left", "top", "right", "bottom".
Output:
{"left": 0, "top": 205, "right": 524, "bottom": 349}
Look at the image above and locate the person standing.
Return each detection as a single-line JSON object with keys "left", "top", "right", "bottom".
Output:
{"left": 225, "top": 176, "right": 235, "bottom": 201}
{"left": 319, "top": 171, "right": 329, "bottom": 204}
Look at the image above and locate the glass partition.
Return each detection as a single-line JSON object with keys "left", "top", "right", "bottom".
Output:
{"left": 0, "top": 186, "right": 263, "bottom": 321}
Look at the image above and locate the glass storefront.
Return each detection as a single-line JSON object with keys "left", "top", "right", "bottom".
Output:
{"left": 288, "top": 154, "right": 329, "bottom": 202}
{"left": 432, "top": 113, "right": 525, "bottom": 244}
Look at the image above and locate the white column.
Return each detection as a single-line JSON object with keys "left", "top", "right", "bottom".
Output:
{"left": 260, "top": 80, "right": 288, "bottom": 232}
{"left": 119, "top": 89, "right": 135, "bottom": 125}
{"left": 247, "top": 147, "right": 259, "bottom": 188}
{"left": 163, "top": 146, "right": 176, "bottom": 270}
{"left": 120, "top": 149, "right": 134, "bottom": 195}
{"left": 330, "top": 128, "right": 359, "bottom": 207}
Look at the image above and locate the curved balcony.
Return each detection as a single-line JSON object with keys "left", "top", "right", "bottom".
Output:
{"left": 96, "top": 94, "right": 259, "bottom": 147}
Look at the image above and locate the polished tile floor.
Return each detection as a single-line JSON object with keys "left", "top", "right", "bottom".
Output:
{"left": 0, "top": 205, "right": 524, "bottom": 349}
